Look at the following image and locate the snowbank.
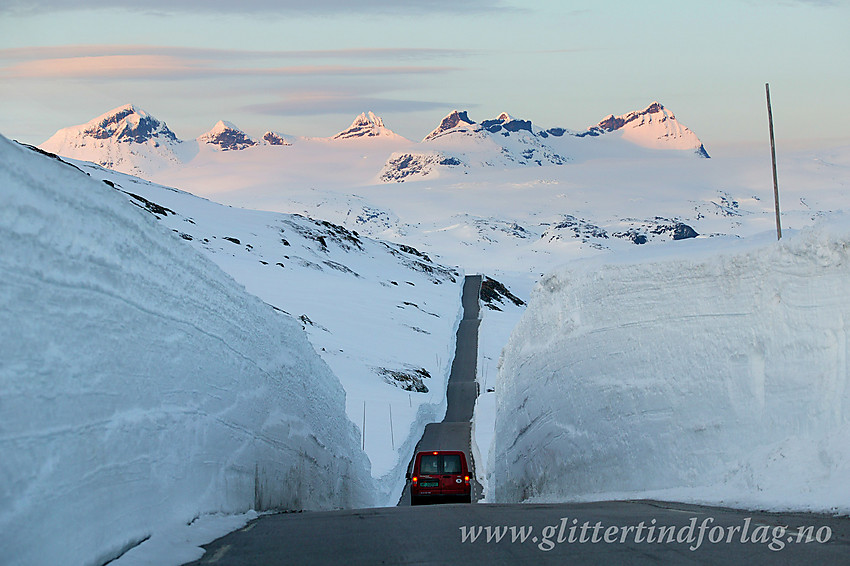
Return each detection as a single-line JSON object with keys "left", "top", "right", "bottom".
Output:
{"left": 492, "top": 218, "right": 850, "bottom": 513}
{"left": 66, "top": 157, "right": 462, "bottom": 505}
{"left": 0, "top": 136, "right": 374, "bottom": 566}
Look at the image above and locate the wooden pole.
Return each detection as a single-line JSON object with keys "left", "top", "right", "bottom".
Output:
{"left": 389, "top": 402, "right": 394, "bottom": 450}
{"left": 766, "top": 83, "right": 782, "bottom": 240}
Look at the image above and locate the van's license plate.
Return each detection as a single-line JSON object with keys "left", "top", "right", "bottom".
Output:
{"left": 420, "top": 481, "right": 439, "bottom": 487}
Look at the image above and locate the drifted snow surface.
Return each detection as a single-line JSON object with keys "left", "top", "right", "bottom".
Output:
{"left": 0, "top": 136, "right": 374, "bottom": 566}
{"left": 492, "top": 218, "right": 850, "bottom": 513}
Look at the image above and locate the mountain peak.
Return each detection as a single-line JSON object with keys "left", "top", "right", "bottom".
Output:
{"left": 76, "top": 103, "right": 178, "bottom": 144}
{"left": 39, "top": 104, "right": 182, "bottom": 175}
{"left": 423, "top": 110, "right": 477, "bottom": 141}
{"left": 582, "top": 102, "right": 709, "bottom": 157}
{"left": 332, "top": 111, "right": 398, "bottom": 140}
{"left": 210, "top": 120, "right": 239, "bottom": 133}
{"left": 198, "top": 121, "right": 257, "bottom": 151}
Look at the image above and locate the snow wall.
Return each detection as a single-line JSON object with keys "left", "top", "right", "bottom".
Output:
{"left": 492, "top": 218, "right": 850, "bottom": 513}
{"left": 0, "top": 136, "right": 374, "bottom": 566}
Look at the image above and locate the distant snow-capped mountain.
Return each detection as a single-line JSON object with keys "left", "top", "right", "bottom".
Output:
{"left": 198, "top": 120, "right": 258, "bottom": 151}
{"left": 332, "top": 111, "right": 403, "bottom": 140}
{"left": 578, "top": 102, "right": 710, "bottom": 157}
{"left": 39, "top": 102, "right": 710, "bottom": 183}
{"left": 40, "top": 104, "right": 185, "bottom": 175}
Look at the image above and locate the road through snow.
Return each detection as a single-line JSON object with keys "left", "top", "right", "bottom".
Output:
{"left": 398, "top": 274, "right": 484, "bottom": 505}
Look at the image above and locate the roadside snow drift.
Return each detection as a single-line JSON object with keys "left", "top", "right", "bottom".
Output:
{"left": 61, "top": 157, "right": 462, "bottom": 504}
{"left": 0, "top": 136, "right": 373, "bottom": 566}
{"left": 492, "top": 219, "right": 850, "bottom": 513}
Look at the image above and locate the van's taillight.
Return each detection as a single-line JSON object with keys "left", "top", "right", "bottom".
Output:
{"left": 464, "top": 476, "right": 470, "bottom": 484}
{"left": 412, "top": 476, "right": 418, "bottom": 484}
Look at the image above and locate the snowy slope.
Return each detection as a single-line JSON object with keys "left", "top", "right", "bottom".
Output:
{"left": 66, "top": 156, "right": 463, "bottom": 502}
{"left": 491, "top": 218, "right": 850, "bottom": 513}
{"left": 0, "top": 136, "right": 374, "bottom": 566}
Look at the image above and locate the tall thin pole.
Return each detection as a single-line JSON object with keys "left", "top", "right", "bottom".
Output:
{"left": 766, "top": 83, "right": 782, "bottom": 240}
{"left": 389, "top": 402, "right": 394, "bottom": 450}
{"left": 362, "top": 400, "right": 366, "bottom": 451}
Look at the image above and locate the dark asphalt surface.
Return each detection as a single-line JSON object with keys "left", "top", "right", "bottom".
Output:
{"left": 184, "top": 274, "right": 850, "bottom": 564}
{"left": 187, "top": 500, "right": 850, "bottom": 565}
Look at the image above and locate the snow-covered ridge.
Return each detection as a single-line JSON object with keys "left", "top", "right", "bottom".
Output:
{"left": 492, "top": 219, "right": 850, "bottom": 513}
{"left": 0, "top": 135, "right": 374, "bottom": 565}
{"left": 379, "top": 103, "right": 709, "bottom": 181}
{"left": 39, "top": 101, "right": 710, "bottom": 181}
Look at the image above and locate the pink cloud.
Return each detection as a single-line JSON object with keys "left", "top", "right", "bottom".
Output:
{"left": 4, "top": 55, "right": 194, "bottom": 78}
{"left": 2, "top": 54, "right": 457, "bottom": 80}
{"left": 0, "top": 45, "right": 470, "bottom": 62}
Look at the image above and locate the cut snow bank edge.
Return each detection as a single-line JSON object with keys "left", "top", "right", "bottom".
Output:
{"left": 0, "top": 136, "right": 374, "bottom": 566}
{"left": 375, "top": 277, "right": 465, "bottom": 504}
{"left": 493, "top": 217, "right": 850, "bottom": 514}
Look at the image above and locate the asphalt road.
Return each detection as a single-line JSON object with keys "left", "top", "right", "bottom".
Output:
{"left": 187, "top": 500, "right": 850, "bottom": 565}
{"left": 397, "top": 274, "right": 483, "bottom": 506}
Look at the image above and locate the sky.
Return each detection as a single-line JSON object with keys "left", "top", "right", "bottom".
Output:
{"left": 0, "top": 0, "right": 848, "bottom": 149}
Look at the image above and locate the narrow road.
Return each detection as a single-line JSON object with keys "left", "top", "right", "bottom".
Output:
{"left": 397, "top": 274, "right": 483, "bottom": 505}
{"left": 187, "top": 500, "right": 850, "bottom": 565}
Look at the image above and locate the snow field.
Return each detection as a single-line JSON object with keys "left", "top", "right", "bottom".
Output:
{"left": 492, "top": 218, "right": 850, "bottom": 513}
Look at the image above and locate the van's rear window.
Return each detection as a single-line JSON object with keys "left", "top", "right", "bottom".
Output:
{"left": 419, "top": 453, "right": 462, "bottom": 474}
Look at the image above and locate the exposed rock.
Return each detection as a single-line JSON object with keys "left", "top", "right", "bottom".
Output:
{"left": 199, "top": 121, "right": 257, "bottom": 151}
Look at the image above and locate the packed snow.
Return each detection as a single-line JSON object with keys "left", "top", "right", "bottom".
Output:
{"left": 491, "top": 218, "right": 850, "bottom": 514}
{"left": 0, "top": 135, "right": 374, "bottom": 566}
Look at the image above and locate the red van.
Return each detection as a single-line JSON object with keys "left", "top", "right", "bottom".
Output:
{"left": 408, "top": 450, "right": 471, "bottom": 505}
